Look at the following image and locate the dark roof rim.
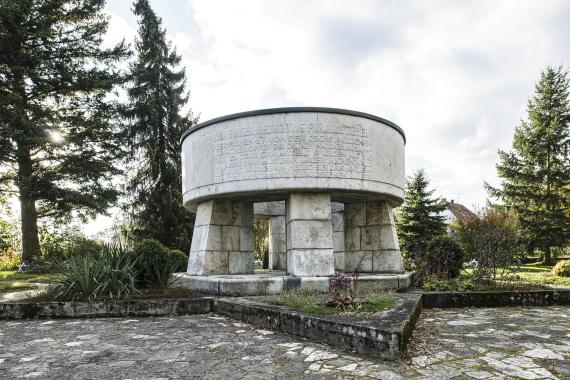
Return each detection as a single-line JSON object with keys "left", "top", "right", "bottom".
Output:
{"left": 180, "top": 107, "right": 406, "bottom": 144}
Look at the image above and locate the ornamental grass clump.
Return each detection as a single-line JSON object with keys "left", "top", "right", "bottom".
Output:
{"left": 45, "top": 243, "right": 136, "bottom": 301}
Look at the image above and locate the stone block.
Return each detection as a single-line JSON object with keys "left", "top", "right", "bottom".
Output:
{"left": 344, "top": 250, "right": 373, "bottom": 272}
{"left": 287, "top": 248, "right": 334, "bottom": 277}
{"left": 221, "top": 226, "right": 240, "bottom": 251}
{"left": 188, "top": 250, "right": 229, "bottom": 275}
{"left": 334, "top": 251, "right": 345, "bottom": 271}
{"left": 333, "top": 231, "right": 345, "bottom": 253}
{"left": 379, "top": 224, "right": 400, "bottom": 250}
{"left": 331, "top": 211, "right": 344, "bottom": 232}
{"left": 210, "top": 200, "right": 233, "bottom": 225}
{"left": 344, "top": 227, "right": 361, "bottom": 251}
{"left": 269, "top": 252, "right": 287, "bottom": 270}
{"left": 361, "top": 225, "right": 381, "bottom": 250}
{"left": 204, "top": 225, "right": 222, "bottom": 251}
{"left": 269, "top": 215, "right": 286, "bottom": 234}
{"left": 344, "top": 203, "right": 366, "bottom": 227}
{"left": 286, "top": 220, "right": 332, "bottom": 249}
{"left": 189, "top": 225, "right": 206, "bottom": 252}
{"left": 232, "top": 202, "right": 253, "bottom": 226}
{"left": 373, "top": 250, "right": 404, "bottom": 273}
{"left": 229, "top": 251, "right": 254, "bottom": 274}
{"left": 239, "top": 226, "right": 253, "bottom": 252}
{"left": 186, "top": 249, "right": 205, "bottom": 275}
{"left": 194, "top": 201, "right": 213, "bottom": 227}
{"left": 286, "top": 193, "right": 331, "bottom": 221}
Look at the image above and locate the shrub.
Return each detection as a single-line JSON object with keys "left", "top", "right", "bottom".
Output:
{"left": 45, "top": 243, "right": 136, "bottom": 301}
{"left": 553, "top": 260, "right": 570, "bottom": 277}
{"left": 168, "top": 249, "right": 189, "bottom": 272}
{"left": 456, "top": 207, "right": 523, "bottom": 283}
{"left": 0, "top": 247, "right": 20, "bottom": 271}
{"left": 39, "top": 227, "right": 102, "bottom": 262}
{"left": 424, "top": 235, "right": 465, "bottom": 279}
{"left": 131, "top": 239, "right": 184, "bottom": 288}
{"left": 423, "top": 276, "right": 475, "bottom": 292}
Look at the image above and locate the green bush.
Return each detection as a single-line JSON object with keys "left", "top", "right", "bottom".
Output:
{"left": 40, "top": 227, "right": 102, "bottom": 262}
{"left": 424, "top": 235, "right": 465, "bottom": 279}
{"left": 423, "top": 276, "right": 475, "bottom": 292}
{"left": 553, "top": 260, "right": 570, "bottom": 277}
{"left": 168, "top": 249, "right": 189, "bottom": 272}
{"left": 45, "top": 243, "right": 136, "bottom": 301}
{"left": 0, "top": 248, "right": 20, "bottom": 271}
{"left": 131, "top": 239, "right": 185, "bottom": 288}
{"left": 456, "top": 207, "right": 523, "bottom": 283}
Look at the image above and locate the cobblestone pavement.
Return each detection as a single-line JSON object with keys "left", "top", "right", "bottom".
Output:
{"left": 1, "top": 306, "right": 569, "bottom": 379}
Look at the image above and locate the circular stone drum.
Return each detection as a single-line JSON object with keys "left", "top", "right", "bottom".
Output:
{"left": 181, "top": 107, "right": 406, "bottom": 278}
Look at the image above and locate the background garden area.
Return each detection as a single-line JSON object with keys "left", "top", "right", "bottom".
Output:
{"left": 0, "top": 0, "right": 569, "bottom": 305}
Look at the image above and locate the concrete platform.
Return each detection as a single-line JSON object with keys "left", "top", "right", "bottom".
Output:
{"left": 175, "top": 270, "right": 414, "bottom": 296}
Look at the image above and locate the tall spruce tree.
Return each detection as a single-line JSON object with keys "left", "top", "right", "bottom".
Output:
{"left": 396, "top": 169, "right": 447, "bottom": 258}
{"left": 127, "top": 0, "right": 194, "bottom": 251}
{"left": 487, "top": 66, "right": 570, "bottom": 263}
{"left": 0, "top": 0, "right": 129, "bottom": 262}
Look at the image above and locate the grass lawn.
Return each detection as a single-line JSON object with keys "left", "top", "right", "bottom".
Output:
{"left": 513, "top": 262, "right": 570, "bottom": 288}
{"left": 0, "top": 271, "right": 61, "bottom": 294}
{"left": 259, "top": 285, "right": 395, "bottom": 316}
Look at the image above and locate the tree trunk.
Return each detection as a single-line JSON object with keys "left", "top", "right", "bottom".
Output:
{"left": 544, "top": 246, "right": 552, "bottom": 265}
{"left": 17, "top": 145, "right": 41, "bottom": 263}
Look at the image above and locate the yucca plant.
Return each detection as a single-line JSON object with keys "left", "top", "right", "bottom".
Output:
{"left": 45, "top": 243, "right": 137, "bottom": 301}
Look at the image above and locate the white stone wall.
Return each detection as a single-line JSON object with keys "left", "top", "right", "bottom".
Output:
{"left": 286, "top": 193, "right": 334, "bottom": 277}
{"left": 182, "top": 112, "right": 405, "bottom": 210}
{"left": 187, "top": 200, "right": 254, "bottom": 275}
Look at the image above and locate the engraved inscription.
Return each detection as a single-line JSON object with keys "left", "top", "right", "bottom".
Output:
{"left": 213, "top": 121, "right": 373, "bottom": 183}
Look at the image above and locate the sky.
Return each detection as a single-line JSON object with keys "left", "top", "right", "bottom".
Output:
{"left": 86, "top": 0, "right": 570, "bottom": 236}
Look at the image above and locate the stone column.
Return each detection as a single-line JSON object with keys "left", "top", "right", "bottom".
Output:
{"left": 344, "top": 201, "right": 403, "bottom": 273}
{"left": 286, "top": 193, "right": 334, "bottom": 277}
{"left": 187, "top": 200, "right": 254, "bottom": 275}
{"left": 268, "top": 216, "right": 286, "bottom": 270}
{"left": 332, "top": 208, "right": 345, "bottom": 271}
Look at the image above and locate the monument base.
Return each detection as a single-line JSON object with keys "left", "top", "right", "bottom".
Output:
{"left": 175, "top": 270, "right": 414, "bottom": 296}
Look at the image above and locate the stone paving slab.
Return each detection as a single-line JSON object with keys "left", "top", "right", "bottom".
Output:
{"left": 0, "top": 306, "right": 569, "bottom": 379}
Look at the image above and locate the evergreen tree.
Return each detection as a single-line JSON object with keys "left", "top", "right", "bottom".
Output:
{"left": 126, "top": 0, "right": 195, "bottom": 251}
{"left": 0, "top": 0, "right": 129, "bottom": 262}
{"left": 396, "top": 169, "right": 447, "bottom": 258}
{"left": 487, "top": 66, "right": 570, "bottom": 263}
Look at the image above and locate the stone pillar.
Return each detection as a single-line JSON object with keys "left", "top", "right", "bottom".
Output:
{"left": 187, "top": 200, "right": 254, "bottom": 275}
{"left": 332, "top": 208, "right": 345, "bottom": 271}
{"left": 268, "top": 216, "right": 286, "bottom": 270}
{"left": 344, "top": 201, "right": 403, "bottom": 273}
{"left": 286, "top": 193, "right": 334, "bottom": 277}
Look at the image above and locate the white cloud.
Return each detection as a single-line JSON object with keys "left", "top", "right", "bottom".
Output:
{"left": 101, "top": 0, "right": 570, "bottom": 213}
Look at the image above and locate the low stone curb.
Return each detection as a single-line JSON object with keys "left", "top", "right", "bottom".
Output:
{"left": 0, "top": 298, "right": 214, "bottom": 320}
{"left": 421, "top": 289, "right": 570, "bottom": 308}
{"left": 214, "top": 293, "right": 422, "bottom": 360}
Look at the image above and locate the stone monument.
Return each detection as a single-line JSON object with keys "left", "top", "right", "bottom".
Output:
{"left": 178, "top": 107, "right": 412, "bottom": 295}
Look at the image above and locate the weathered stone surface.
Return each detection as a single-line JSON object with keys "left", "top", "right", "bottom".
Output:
{"left": 344, "top": 201, "right": 403, "bottom": 273}
{"left": 268, "top": 216, "right": 287, "bottom": 270}
{"left": 181, "top": 110, "right": 405, "bottom": 209}
{"left": 2, "top": 305, "right": 569, "bottom": 379}
{"left": 188, "top": 200, "right": 254, "bottom": 275}
{"left": 286, "top": 193, "right": 334, "bottom": 277}
{"left": 177, "top": 272, "right": 413, "bottom": 296}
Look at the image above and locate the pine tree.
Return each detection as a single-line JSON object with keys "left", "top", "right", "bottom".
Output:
{"left": 396, "top": 169, "right": 447, "bottom": 258}
{"left": 0, "top": 0, "right": 129, "bottom": 262}
{"left": 487, "top": 66, "right": 570, "bottom": 264}
{"left": 126, "top": 0, "right": 195, "bottom": 251}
